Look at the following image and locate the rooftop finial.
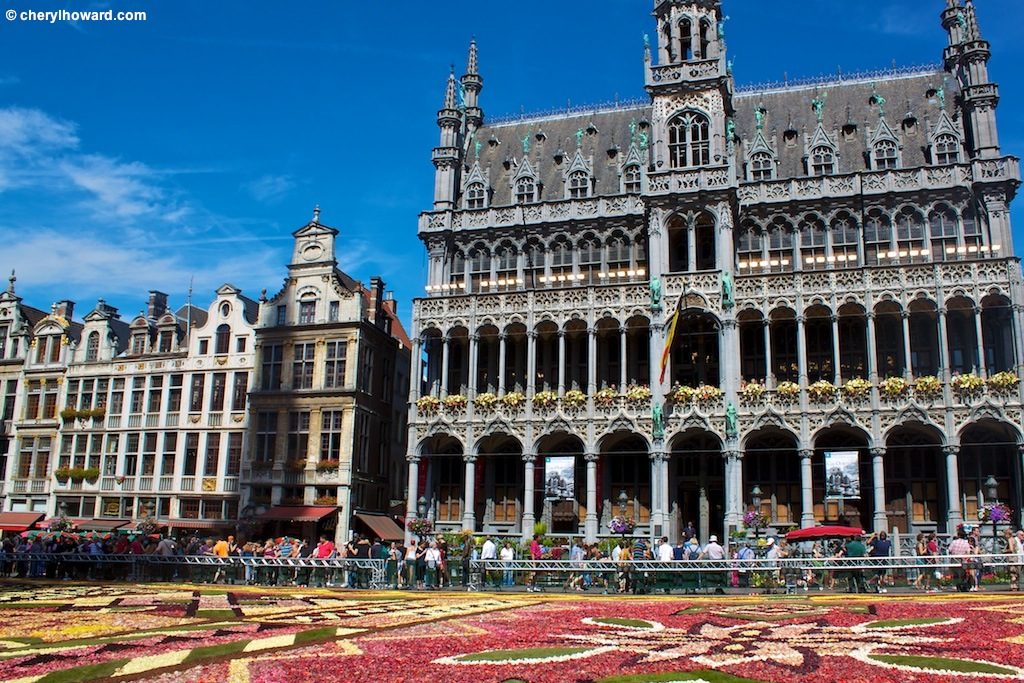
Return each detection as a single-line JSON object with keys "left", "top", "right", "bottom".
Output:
{"left": 6, "top": 269, "right": 14, "bottom": 293}
{"left": 443, "top": 69, "right": 458, "bottom": 109}
{"left": 312, "top": 204, "right": 321, "bottom": 223}
{"left": 466, "top": 38, "right": 478, "bottom": 75}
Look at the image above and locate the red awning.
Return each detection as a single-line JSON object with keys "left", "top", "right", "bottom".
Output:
{"left": 0, "top": 512, "right": 44, "bottom": 532}
{"left": 259, "top": 506, "right": 337, "bottom": 523}
{"left": 786, "top": 525, "right": 865, "bottom": 542}
{"left": 353, "top": 512, "right": 404, "bottom": 542}
{"left": 122, "top": 520, "right": 168, "bottom": 531}
{"left": 76, "top": 519, "right": 130, "bottom": 531}
{"left": 167, "top": 519, "right": 235, "bottom": 530}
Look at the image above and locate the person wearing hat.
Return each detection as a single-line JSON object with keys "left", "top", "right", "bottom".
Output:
{"left": 699, "top": 534, "right": 727, "bottom": 593}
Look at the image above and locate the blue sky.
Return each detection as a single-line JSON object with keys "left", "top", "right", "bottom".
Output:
{"left": 0, "top": 0, "right": 1021, "bottom": 329}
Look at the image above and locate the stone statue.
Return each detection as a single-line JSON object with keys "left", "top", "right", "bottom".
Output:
{"left": 521, "top": 133, "right": 530, "bottom": 155}
{"left": 638, "top": 130, "right": 649, "bottom": 151}
{"left": 936, "top": 84, "right": 946, "bottom": 110}
{"left": 474, "top": 140, "right": 482, "bottom": 158}
{"left": 725, "top": 402, "right": 738, "bottom": 436}
{"left": 811, "top": 94, "right": 827, "bottom": 123}
{"left": 575, "top": 128, "right": 584, "bottom": 147}
{"left": 726, "top": 118, "right": 736, "bottom": 142}
{"left": 721, "top": 271, "right": 734, "bottom": 309}
{"left": 754, "top": 106, "right": 765, "bottom": 130}
{"left": 872, "top": 90, "right": 886, "bottom": 116}
{"left": 643, "top": 33, "right": 650, "bottom": 49}
{"left": 717, "top": 17, "right": 728, "bottom": 40}
{"left": 652, "top": 403, "right": 665, "bottom": 440}
{"left": 649, "top": 277, "right": 662, "bottom": 310}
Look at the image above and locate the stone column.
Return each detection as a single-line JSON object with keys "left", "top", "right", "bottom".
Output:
{"left": 723, "top": 449, "right": 741, "bottom": 530}
{"left": 687, "top": 220, "right": 697, "bottom": 272}
{"left": 763, "top": 318, "right": 774, "bottom": 387}
{"left": 865, "top": 312, "right": 877, "bottom": 382}
{"left": 526, "top": 331, "right": 537, "bottom": 396}
{"left": 405, "top": 455, "right": 420, "bottom": 545}
{"left": 522, "top": 454, "right": 536, "bottom": 540}
{"left": 462, "top": 454, "right": 477, "bottom": 531}
{"left": 1013, "top": 305, "right": 1024, "bottom": 378}
{"left": 497, "top": 333, "right": 507, "bottom": 396}
{"left": 649, "top": 451, "right": 663, "bottom": 537}
{"left": 830, "top": 314, "right": 841, "bottom": 384}
{"left": 901, "top": 311, "right": 913, "bottom": 380}
{"left": 467, "top": 334, "right": 479, "bottom": 399}
{"left": 410, "top": 337, "right": 423, "bottom": 401}
{"left": 440, "top": 336, "right": 450, "bottom": 397}
{"left": 619, "top": 326, "right": 628, "bottom": 390}
{"left": 584, "top": 453, "right": 599, "bottom": 542}
{"left": 871, "top": 447, "right": 887, "bottom": 533}
{"left": 557, "top": 331, "right": 566, "bottom": 395}
{"left": 799, "top": 448, "right": 815, "bottom": 528}
{"left": 587, "top": 327, "right": 597, "bottom": 395}
{"left": 944, "top": 445, "right": 962, "bottom": 529}
{"left": 972, "top": 306, "right": 987, "bottom": 376}
{"left": 796, "top": 315, "right": 808, "bottom": 385}
{"left": 936, "top": 308, "right": 949, "bottom": 382}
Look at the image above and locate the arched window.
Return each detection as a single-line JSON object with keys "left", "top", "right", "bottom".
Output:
{"left": 568, "top": 171, "right": 590, "bottom": 199}
{"left": 737, "top": 225, "right": 762, "bottom": 270}
{"left": 894, "top": 207, "right": 926, "bottom": 262}
{"left": 678, "top": 19, "right": 692, "bottom": 60}
{"left": 698, "top": 19, "right": 711, "bottom": 59}
{"left": 799, "top": 216, "right": 827, "bottom": 269}
{"left": 465, "top": 182, "right": 485, "bottom": 210}
{"left": 667, "top": 111, "right": 710, "bottom": 168}
{"left": 623, "top": 165, "right": 641, "bottom": 193}
{"left": 578, "top": 235, "right": 602, "bottom": 282}
{"left": 515, "top": 177, "right": 536, "bottom": 204}
{"left": 607, "top": 234, "right": 631, "bottom": 271}
{"left": 494, "top": 244, "right": 517, "bottom": 288}
{"left": 85, "top": 331, "right": 100, "bottom": 362}
{"left": 767, "top": 220, "right": 794, "bottom": 272}
{"left": 934, "top": 134, "right": 960, "bottom": 165}
{"left": 929, "top": 205, "right": 958, "bottom": 260}
{"left": 298, "top": 297, "right": 316, "bottom": 324}
{"left": 863, "top": 209, "right": 893, "bottom": 264}
{"left": 549, "top": 238, "right": 572, "bottom": 271}
{"left": 830, "top": 213, "right": 859, "bottom": 266}
{"left": 962, "top": 205, "right": 985, "bottom": 253}
{"left": 873, "top": 140, "right": 898, "bottom": 170}
{"left": 469, "top": 248, "right": 491, "bottom": 290}
{"left": 215, "top": 324, "right": 231, "bottom": 355}
{"left": 749, "top": 152, "right": 774, "bottom": 181}
{"left": 810, "top": 145, "right": 835, "bottom": 176}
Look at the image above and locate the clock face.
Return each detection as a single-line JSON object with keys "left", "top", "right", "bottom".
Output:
{"left": 301, "top": 242, "right": 324, "bottom": 261}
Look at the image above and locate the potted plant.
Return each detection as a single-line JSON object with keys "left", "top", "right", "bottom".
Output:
{"left": 285, "top": 459, "right": 307, "bottom": 472}
{"left": 979, "top": 502, "right": 1013, "bottom": 524}
{"left": 624, "top": 384, "right": 652, "bottom": 405}
{"left": 879, "top": 376, "right": 909, "bottom": 399}
{"left": 594, "top": 387, "right": 618, "bottom": 408}
{"left": 54, "top": 467, "right": 71, "bottom": 483}
{"left": 694, "top": 384, "right": 723, "bottom": 404}
{"left": 987, "top": 371, "right": 1020, "bottom": 393}
{"left": 315, "top": 459, "right": 341, "bottom": 472}
{"left": 913, "top": 375, "right": 942, "bottom": 401}
{"left": 314, "top": 495, "right": 338, "bottom": 506}
{"left": 443, "top": 394, "right": 468, "bottom": 410}
{"left": 406, "top": 517, "right": 434, "bottom": 539}
{"left": 841, "top": 377, "right": 871, "bottom": 399}
{"left": 609, "top": 516, "right": 635, "bottom": 539}
{"left": 415, "top": 395, "right": 441, "bottom": 415}
{"left": 502, "top": 391, "right": 526, "bottom": 409}
{"left": 951, "top": 373, "right": 985, "bottom": 398}
{"left": 807, "top": 380, "right": 837, "bottom": 403}
{"left": 775, "top": 381, "right": 800, "bottom": 400}
{"left": 739, "top": 380, "right": 766, "bottom": 403}
{"left": 671, "top": 384, "right": 695, "bottom": 404}
{"left": 474, "top": 392, "right": 498, "bottom": 411}
{"left": 562, "top": 389, "right": 587, "bottom": 409}
{"left": 82, "top": 467, "right": 100, "bottom": 483}
{"left": 532, "top": 390, "right": 558, "bottom": 408}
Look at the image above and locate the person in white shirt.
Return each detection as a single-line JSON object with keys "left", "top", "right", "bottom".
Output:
{"left": 499, "top": 541, "right": 515, "bottom": 587}
{"left": 657, "top": 535, "right": 675, "bottom": 562}
{"left": 699, "top": 534, "right": 727, "bottom": 593}
{"left": 424, "top": 541, "right": 442, "bottom": 589}
{"left": 480, "top": 537, "right": 498, "bottom": 588}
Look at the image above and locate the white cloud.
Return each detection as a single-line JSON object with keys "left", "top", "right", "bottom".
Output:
{"left": 244, "top": 173, "right": 296, "bottom": 204}
{"left": 0, "top": 76, "right": 20, "bottom": 87}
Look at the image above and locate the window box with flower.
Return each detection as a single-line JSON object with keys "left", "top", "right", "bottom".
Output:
{"left": 951, "top": 373, "right": 985, "bottom": 399}
{"left": 315, "top": 459, "right": 340, "bottom": 472}
{"left": 314, "top": 495, "right": 338, "bottom": 506}
{"left": 987, "top": 371, "right": 1020, "bottom": 394}
{"left": 443, "top": 394, "right": 468, "bottom": 411}
{"left": 532, "top": 390, "right": 558, "bottom": 409}
{"left": 913, "top": 375, "right": 942, "bottom": 401}
{"left": 808, "top": 380, "right": 837, "bottom": 403}
{"left": 502, "top": 391, "right": 526, "bottom": 409}
{"left": 285, "top": 459, "right": 307, "bottom": 472}
{"left": 671, "top": 384, "right": 694, "bottom": 404}
{"left": 739, "top": 380, "right": 765, "bottom": 404}
{"left": 562, "top": 389, "right": 587, "bottom": 409}
{"left": 879, "top": 376, "right": 908, "bottom": 400}
{"left": 624, "top": 384, "right": 651, "bottom": 406}
{"left": 694, "top": 384, "right": 723, "bottom": 406}
{"left": 594, "top": 387, "right": 619, "bottom": 408}
{"left": 841, "top": 377, "right": 871, "bottom": 400}
{"left": 775, "top": 381, "right": 800, "bottom": 402}
{"left": 54, "top": 467, "right": 72, "bottom": 483}
{"left": 474, "top": 392, "right": 498, "bottom": 412}
{"left": 415, "top": 395, "right": 441, "bottom": 415}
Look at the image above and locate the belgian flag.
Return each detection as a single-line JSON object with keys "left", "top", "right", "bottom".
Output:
{"left": 658, "top": 294, "right": 683, "bottom": 384}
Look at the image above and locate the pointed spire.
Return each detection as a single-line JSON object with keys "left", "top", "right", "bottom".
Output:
{"left": 312, "top": 204, "right": 321, "bottom": 223}
{"left": 443, "top": 67, "right": 458, "bottom": 109}
{"left": 6, "top": 269, "right": 14, "bottom": 294}
{"left": 466, "top": 38, "right": 478, "bottom": 75}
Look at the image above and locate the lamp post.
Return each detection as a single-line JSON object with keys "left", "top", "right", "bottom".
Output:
{"left": 417, "top": 496, "right": 428, "bottom": 519}
{"left": 985, "top": 474, "right": 999, "bottom": 550}
{"left": 618, "top": 490, "right": 629, "bottom": 518}
{"left": 750, "top": 484, "right": 763, "bottom": 543}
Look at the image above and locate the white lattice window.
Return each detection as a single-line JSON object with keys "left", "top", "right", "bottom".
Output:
{"left": 568, "top": 171, "right": 590, "bottom": 198}
{"left": 667, "top": 111, "right": 710, "bottom": 168}
{"left": 800, "top": 217, "right": 827, "bottom": 269}
{"left": 749, "top": 152, "right": 774, "bottom": 181}
{"left": 929, "top": 205, "right": 958, "bottom": 260}
{"left": 873, "top": 140, "right": 898, "bottom": 170}
{"left": 469, "top": 249, "right": 491, "bottom": 290}
{"left": 737, "top": 228, "right": 762, "bottom": 270}
{"left": 810, "top": 146, "right": 835, "bottom": 176}
{"left": 895, "top": 207, "right": 926, "bottom": 262}
{"left": 934, "top": 134, "right": 960, "bottom": 165}
{"left": 623, "top": 165, "right": 641, "bottom": 193}
{"left": 863, "top": 209, "right": 892, "bottom": 265}
{"left": 830, "top": 213, "right": 859, "bottom": 266}
{"left": 767, "top": 224, "right": 794, "bottom": 272}
{"left": 465, "top": 182, "right": 486, "bottom": 209}
{"left": 515, "top": 177, "right": 536, "bottom": 204}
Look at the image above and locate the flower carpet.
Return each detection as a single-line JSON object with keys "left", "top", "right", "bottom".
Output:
{"left": 0, "top": 583, "right": 1023, "bottom": 682}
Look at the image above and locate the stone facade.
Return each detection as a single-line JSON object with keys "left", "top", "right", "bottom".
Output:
{"left": 407, "top": 0, "right": 1023, "bottom": 543}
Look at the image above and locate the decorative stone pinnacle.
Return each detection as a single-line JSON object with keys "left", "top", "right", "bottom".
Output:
{"left": 312, "top": 204, "right": 320, "bottom": 223}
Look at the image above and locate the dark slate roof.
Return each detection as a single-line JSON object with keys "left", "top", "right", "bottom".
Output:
{"left": 175, "top": 305, "right": 208, "bottom": 328}
{"left": 108, "top": 318, "right": 130, "bottom": 351}
{"left": 238, "top": 294, "right": 260, "bottom": 325}
{"left": 733, "top": 69, "right": 958, "bottom": 179}
{"left": 471, "top": 104, "right": 651, "bottom": 207}
{"left": 20, "top": 305, "right": 47, "bottom": 330}
{"left": 471, "top": 68, "right": 957, "bottom": 205}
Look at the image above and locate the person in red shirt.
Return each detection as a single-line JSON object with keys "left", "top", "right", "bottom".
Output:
{"left": 313, "top": 535, "right": 335, "bottom": 587}
{"left": 527, "top": 534, "right": 543, "bottom": 592}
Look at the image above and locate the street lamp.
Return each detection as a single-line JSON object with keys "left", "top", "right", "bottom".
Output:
{"left": 984, "top": 475, "right": 999, "bottom": 549}
{"left": 618, "top": 490, "right": 629, "bottom": 518}
{"left": 416, "top": 496, "right": 428, "bottom": 519}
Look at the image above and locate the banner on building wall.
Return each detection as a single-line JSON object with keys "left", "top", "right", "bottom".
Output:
{"left": 544, "top": 456, "right": 575, "bottom": 500}
{"left": 824, "top": 450, "right": 861, "bottom": 499}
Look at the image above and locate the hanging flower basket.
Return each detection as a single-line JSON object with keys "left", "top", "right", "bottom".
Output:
{"left": 808, "top": 380, "right": 837, "bottom": 403}
{"left": 594, "top": 387, "right": 618, "bottom": 408}
{"left": 406, "top": 517, "right": 433, "bottom": 537}
{"left": 47, "top": 515, "right": 76, "bottom": 533}
{"left": 951, "top": 373, "right": 985, "bottom": 397}
{"left": 562, "top": 389, "right": 587, "bottom": 409}
{"left": 474, "top": 392, "right": 498, "bottom": 411}
{"left": 987, "top": 371, "right": 1020, "bottom": 393}
{"left": 979, "top": 502, "right": 1013, "bottom": 524}
{"left": 743, "top": 510, "right": 770, "bottom": 530}
{"left": 841, "top": 378, "right": 871, "bottom": 399}
{"left": 879, "top": 376, "right": 909, "bottom": 399}
{"left": 913, "top": 375, "right": 942, "bottom": 400}
{"left": 775, "top": 381, "right": 800, "bottom": 400}
{"left": 134, "top": 515, "right": 160, "bottom": 535}
{"left": 415, "top": 395, "right": 441, "bottom": 415}
{"left": 609, "top": 516, "right": 635, "bottom": 535}
{"left": 739, "top": 381, "right": 765, "bottom": 403}
{"left": 443, "top": 394, "right": 468, "bottom": 410}
{"left": 624, "top": 384, "right": 651, "bottom": 405}
{"left": 532, "top": 390, "right": 558, "bottom": 408}
{"left": 671, "top": 384, "right": 695, "bottom": 404}
{"left": 502, "top": 391, "right": 526, "bottom": 409}
{"left": 694, "top": 384, "right": 723, "bottom": 404}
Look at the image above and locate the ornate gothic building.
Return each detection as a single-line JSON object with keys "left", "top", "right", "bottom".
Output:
{"left": 407, "top": 0, "right": 1022, "bottom": 544}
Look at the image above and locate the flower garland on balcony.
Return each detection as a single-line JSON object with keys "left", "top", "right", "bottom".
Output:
{"left": 594, "top": 387, "right": 618, "bottom": 407}
{"left": 314, "top": 495, "right": 338, "bottom": 506}
{"left": 609, "top": 516, "right": 635, "bottom": 536}
{"left": 284, "top": 459, "right": 306, "bottom": 472}
{"left": 443, "top": 394, "right": 468, "bottom": 410}
{"left": 951, "top": 373, "right": 985, "bottom": 397}
{"left": 315, "top": 459, "right": 340, "bottom": 472}
{"left": 671, "top": 384, "right": 694, "bottom": 404}
{"left": 406, "top": 517, "right": 433, "bottom": 537}
{"left": 988, "top": 371, "right": 1020, "bottom": 393}
{"left": 474, "top": 392, "right": 498, "bottom": 411}
{"left": 807, "top": 380, "right": 837, "bottom": 403}
{"left": 562, "top": 389, "right": 587, "bottom": 409}
{"left": 913, "top": 375, "right": 942, "bottom": 400}
{"left": 532, "top": 390, "right": 558, "bottom": 408}
{"left": 841, "top": 377, "right": 871, "bottom": 399}
{"left": 979, "top": 502, "right": 1013, "bottom": 524}
{"left": 879, "top": 376, "right": 909, "bottom": 399}
{"left": 739, "top": 380, "right": 765, "bottom": 403}
{"left": 775, "top": 381, "right": 800, "bottom": 399}
{"left": 502, "top": 391, "right": 526, "bottom": 408}
{"left": 415, "top": 395, "right": 441, "bottom": 415}
{"left": 694, "top": 384, "right": 723, "bottom": 404}
{"left": 624, "top": 384, "right": 651, "bottom": 405}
